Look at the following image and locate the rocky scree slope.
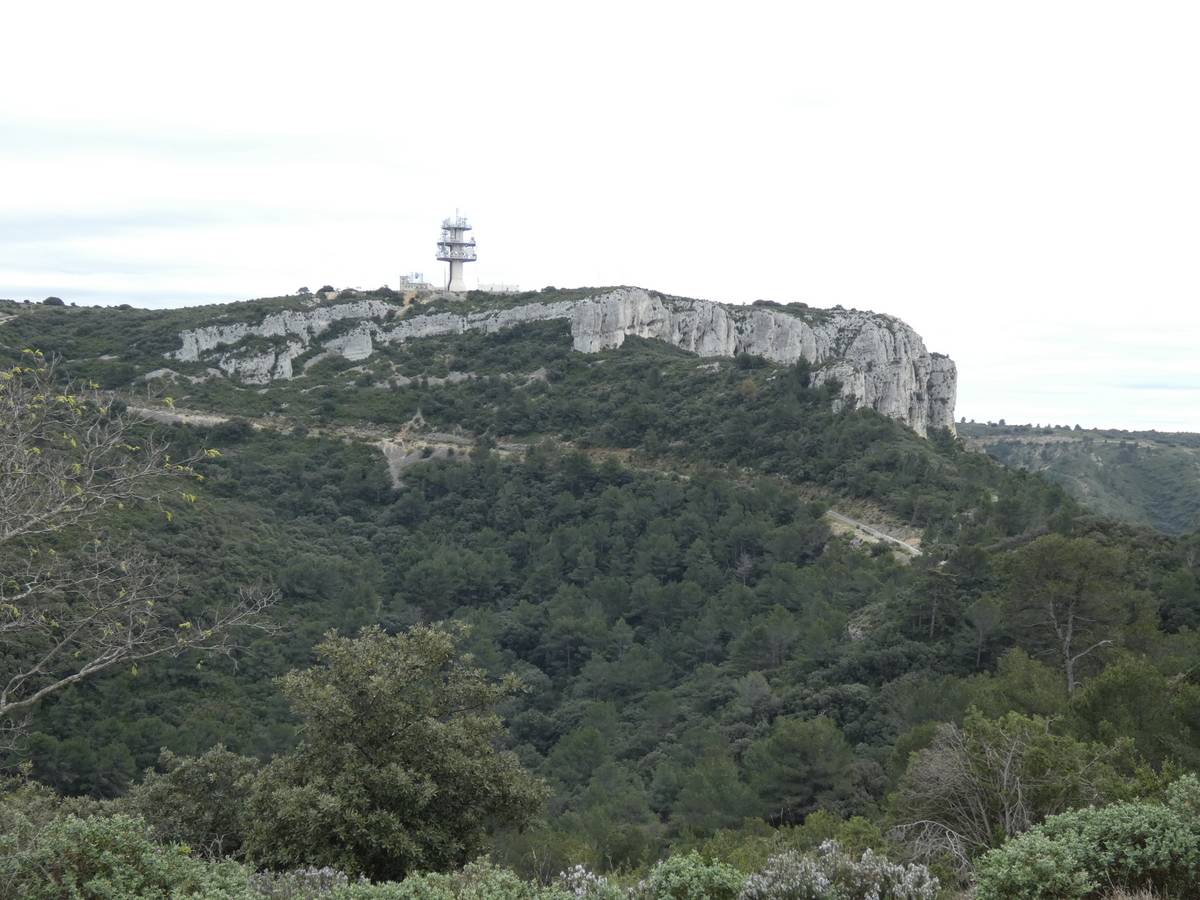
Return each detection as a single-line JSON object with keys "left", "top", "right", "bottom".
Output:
{"left": 170, "top": 287, "right": 957, "bottom": 436}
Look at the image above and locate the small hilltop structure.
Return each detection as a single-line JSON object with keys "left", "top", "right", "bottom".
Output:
{"left": 397, "top": 272, "right": 432, "bottom": 291}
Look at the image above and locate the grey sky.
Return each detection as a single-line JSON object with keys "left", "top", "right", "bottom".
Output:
{"left": 3, "top": 1, "right": 1199, "bottom": 430}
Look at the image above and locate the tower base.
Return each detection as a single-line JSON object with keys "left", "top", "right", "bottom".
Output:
{"left": 447, "top": 260, "right": 466, "bottom": 292}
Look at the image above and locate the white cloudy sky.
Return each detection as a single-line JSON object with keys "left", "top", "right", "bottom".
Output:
{"left": 3, "top": 1, "right": 1198, "bottom": 430}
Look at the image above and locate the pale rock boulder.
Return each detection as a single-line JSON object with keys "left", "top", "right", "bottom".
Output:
{"left": 325, "top": 326, "right": 375, "bottom": 362}
{"left": 213, "top": 340, "right": 306, "bottom": 384}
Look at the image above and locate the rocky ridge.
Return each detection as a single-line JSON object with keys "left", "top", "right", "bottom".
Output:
{"left": 170, "top": 287, "right": 957, "bottom": 435}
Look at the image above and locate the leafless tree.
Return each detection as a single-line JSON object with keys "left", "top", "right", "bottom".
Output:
{"left": 891, "top": 711, "right": 1129, "bottom": 880}
{"left": 0, "top": 352, "right": 275, "bottom": 728}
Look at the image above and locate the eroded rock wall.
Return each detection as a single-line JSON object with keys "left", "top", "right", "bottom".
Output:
{"left": 169, "top": 289, "right": 957, "bottom": 435}
{"left": 569, "top": 289, "right": 957, "bottom": 435}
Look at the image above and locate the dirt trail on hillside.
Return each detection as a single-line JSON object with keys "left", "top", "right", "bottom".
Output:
{"left": 825, "top": 511, "right": 921, "bottom": 557}
{"left": 129, "top": 403, "right": 923, "bottom": 558}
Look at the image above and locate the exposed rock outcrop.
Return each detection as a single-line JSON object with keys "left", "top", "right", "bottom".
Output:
{"left": 172, "top": 299, "right": 396, "bottom": 363}
{"left": 169, "top": 288, "right": 957, "bottom": 435}
{"left": 570, "top": 289, "right": 957, "bottom": 435}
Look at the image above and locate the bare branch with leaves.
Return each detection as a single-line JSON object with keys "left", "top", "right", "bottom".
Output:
{"left": 0, "top": 352, "right": 275, "bottom": 726}
{"left": 891, "top": 709, "right": 1136, "bottom": 880}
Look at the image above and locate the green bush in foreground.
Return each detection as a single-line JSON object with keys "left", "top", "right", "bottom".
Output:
{"left": 974, "top": 830, "right": 1096, "bottom": 900}
{"left": 2, "top": 813, "right": 257, "bottom": 899}
{"left": 331, "top": 860, "right": 572, "bottom": 899}
{"left": 629, "top": 851, "right": 744, "bottom": 899}
{"left": 0, "top": 803, "right": 943, "bottom": 900}
{"left": 976, "top": 785, "right": 1200, "bottom": 900}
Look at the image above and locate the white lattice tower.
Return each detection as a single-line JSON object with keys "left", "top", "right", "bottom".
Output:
{"left": 436, "top": 212, "right": 476, "bottom": 291}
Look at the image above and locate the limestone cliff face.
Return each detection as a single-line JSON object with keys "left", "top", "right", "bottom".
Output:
{"left": 169, "top": 288, "right": 957, "bottom": 435}
{"left": 172, "top": 299, "right": 395, "bottom": 363}
{"left": 570, "top": 289, "right": 956, "bottom": 435}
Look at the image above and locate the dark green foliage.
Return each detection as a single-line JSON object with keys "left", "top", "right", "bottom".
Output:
{"left": 19, "top": 422, "right": 1192, "bottom": 872}
{"left": 745, "top": 717, "right": 864, "bottom": 824}
{"left": 998, "top": 535, "right": 1153, "bottom": 695}
{"left": 244, "top": 625, "right": 545, "bottom": 881}
{"left": 1069, "top": 655, "right": 1200, "bottom": 770}
{"left": 122, "top": 745, "right": 260, "bottom": 858}
{"left": 671, "top": 749, "right": 758, "bottom": 834}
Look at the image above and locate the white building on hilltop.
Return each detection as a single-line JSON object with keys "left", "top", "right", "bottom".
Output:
{"left": 397, "top": 272, "right": 432, "bottom": 291}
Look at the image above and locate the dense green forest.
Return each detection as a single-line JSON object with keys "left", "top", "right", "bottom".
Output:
{"left": 3, "top": 295, "right": 1200, "bottom": 898}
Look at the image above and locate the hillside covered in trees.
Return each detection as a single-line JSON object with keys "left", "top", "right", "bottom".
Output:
{"left": 961, "top": 421, "right": 1200, "bottom": 535}
{"left": 3, "top": 292, "right": 1200, "bottom": 898}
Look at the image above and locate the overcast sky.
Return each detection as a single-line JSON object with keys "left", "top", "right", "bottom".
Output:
{"left": 3, "top": 1, "right": 1198, "bottom": 430}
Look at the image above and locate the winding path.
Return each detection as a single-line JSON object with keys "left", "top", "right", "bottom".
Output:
{"left": 825, "top": 510, "right": 922, "bottom": 557}
{"left": 128, "top": 403, "right": 924, "bottom": 558}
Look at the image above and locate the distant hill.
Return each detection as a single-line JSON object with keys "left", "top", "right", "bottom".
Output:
{"left": 960, "top": 421, "right": 1200, "bottom": 535}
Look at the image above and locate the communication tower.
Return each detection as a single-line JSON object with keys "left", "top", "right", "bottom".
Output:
{"left": 436, "top": 212, "right": 476, "bottom": 291}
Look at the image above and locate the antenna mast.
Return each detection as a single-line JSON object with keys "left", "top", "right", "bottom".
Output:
{"left": 435, "top": 212, "right": 476, "bottom": 291}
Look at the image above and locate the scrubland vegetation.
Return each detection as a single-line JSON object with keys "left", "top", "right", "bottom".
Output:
{"left": 2, "top": 299, "right": 1200, "bottom": 897}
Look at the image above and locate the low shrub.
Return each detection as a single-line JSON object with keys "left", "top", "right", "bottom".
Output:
{"left": 250, "top": 866, "right": 357, "bottom": 897}
{"left": 629, "top": 851, "right": 745, "bottom": 899}
{"left": 739, "top": 851, "right": 831, "bottom": 900}
{"left": 976, "top": 791, "right": 1200, "bottom": 900}
{"left": 739, "top": 841, "right": 938, "bottom": 900}
{"left": 974, "top": 830, "right": 1094, "bottom": 900}
{"left": 123, "top": 745, "right": 260, "bottom": 859}
{"left": 1039, "top": 803, "right": 1198, "bottom": 895}
{"left": 331, "top": 859, "right": 572, "bottom": 899}
{"left": 555, "top": 864, "right": 626, "bottom": 898}
{"left": 1165, "top": 773, "right": 1200, "bottom": 818}
{"left": 1, "top": 813, "right": 257, "bottom": 899}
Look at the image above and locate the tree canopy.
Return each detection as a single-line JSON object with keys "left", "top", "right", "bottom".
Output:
{"left": 244, "top": 624, "right": 545, "bottom": 880}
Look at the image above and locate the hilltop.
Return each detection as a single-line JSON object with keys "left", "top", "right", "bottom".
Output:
{"left": 0, "top": 286, "right": 957, "bottom": 435}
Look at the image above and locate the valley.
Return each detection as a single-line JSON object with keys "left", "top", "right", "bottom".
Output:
{"left": 961, "top": 422, "right": 1200, "bottom": 535}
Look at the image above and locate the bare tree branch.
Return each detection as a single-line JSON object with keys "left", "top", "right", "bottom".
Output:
{"left": 892, "top": 713, "right": 1127, "bottom": 881}
{"left": 0, "top": 353, "right": 276, "bottom": 729}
